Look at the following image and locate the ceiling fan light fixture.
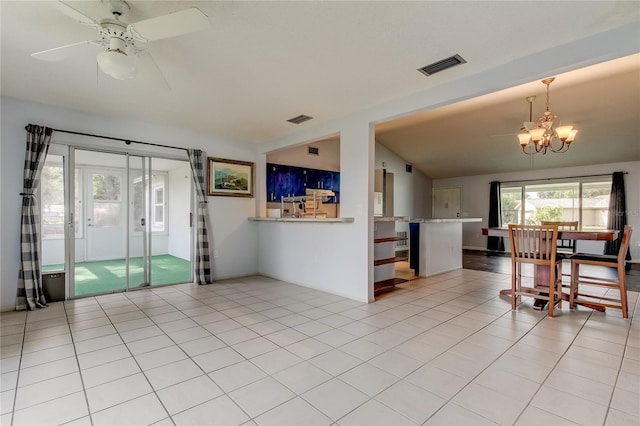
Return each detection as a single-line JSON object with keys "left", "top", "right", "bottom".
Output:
{"left": 97, "top": 48, "right": 136, "bottom": 80}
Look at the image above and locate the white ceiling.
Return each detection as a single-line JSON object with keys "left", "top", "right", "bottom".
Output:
{"left": 1, "top": 1, "right": 639, "bottom": 179}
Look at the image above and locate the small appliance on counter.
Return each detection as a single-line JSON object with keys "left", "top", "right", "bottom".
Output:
{"left": 279, "top": 188, "right": 335, "bottom": 218}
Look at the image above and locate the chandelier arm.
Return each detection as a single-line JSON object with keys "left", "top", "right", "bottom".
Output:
{"left": 549, "top": 141, "right": 569, "bottom": 153}
{"left": 521, "top": 145, "right": 537, "bottom": 155}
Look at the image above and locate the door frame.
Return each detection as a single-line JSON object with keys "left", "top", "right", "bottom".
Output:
{"left": 52, "top": 144, "right": 195, "bottom": 299}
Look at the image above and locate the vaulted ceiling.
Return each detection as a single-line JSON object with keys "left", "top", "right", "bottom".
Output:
{"left": 1, "top": 1, "right": 639, "bottom": 179}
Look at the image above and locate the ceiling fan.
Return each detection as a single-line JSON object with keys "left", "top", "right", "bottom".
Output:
{"left": 31, "top": 0, "right": 209, "bottom": 81}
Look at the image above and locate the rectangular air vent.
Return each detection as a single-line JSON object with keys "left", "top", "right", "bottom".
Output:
{"left": 287, "top": 115, "right": 313, "bottom": 124}
{"left": 406, "top": 164, "right": 412, "bottom": 173}
{"left": 418, "top": 54, "right": 466, "bottom": 76}
{"left": 308, "top": 146, "right": 319, "bottom": 155}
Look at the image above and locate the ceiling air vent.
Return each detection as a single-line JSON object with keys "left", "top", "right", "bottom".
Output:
{"left": 308, "top": 146, "right": 319, "bottom": 155}
{"left": 418, "top": 54, "right": 466, "bottom": 76}
{"left": 287, "top": 115, "right": 313, "bottom": 124}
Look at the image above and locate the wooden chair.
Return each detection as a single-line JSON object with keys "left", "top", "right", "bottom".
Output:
{"left": 570, "top": 225, "right": 633, "bottom": 318}
{"left": 541, "top": 221, "right": 579, "bottom": 254}
{"left": 509, "top": 224, "right": 563, "bottom": 317}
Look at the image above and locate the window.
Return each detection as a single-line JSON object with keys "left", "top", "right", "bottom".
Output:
{"left": 501, "top": 178, "right": 611, "bottom": 229}
{"left": 92, "top": 173, "right": 122, "bottom": 227}
{"left": 152, "top": 184, "right": 165, "bottom": 231}
{"left": 41, "top": 156, "right": 82, "bottom": 238}
{"left": 132, "top": 172, "right": 167, "bottom": 233}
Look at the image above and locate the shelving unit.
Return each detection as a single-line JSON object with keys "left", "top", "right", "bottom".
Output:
{"left": 373, "top": 218, "right": 409, "bottom": 295}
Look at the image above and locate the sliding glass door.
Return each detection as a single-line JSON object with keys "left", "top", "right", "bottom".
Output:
{"left": 41, "top": 146, "right": 193, "bottom": 298}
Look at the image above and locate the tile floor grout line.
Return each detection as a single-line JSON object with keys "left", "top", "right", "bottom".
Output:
{"left": 510, "top": 309, "right": 595, "bottom": 426}
{"left": 368, "top": 296, "right": 549, "bottom": 425}
{"left": 602, "top": 293, "right": 639, "bottom": 425}
{"left": 5, "top": 271, "right": 637, "bottom": 425}
{"left": 7, "top": 310, "right": 27, "bottom": 426}
{"left": 59, "top": 299, "right": 100, "bottom": 426}
{"left": 120, "top": 286, "right": 255, "bottom": 424}
{"left": 87, "top": 293, "right": 177, "bottom": 424}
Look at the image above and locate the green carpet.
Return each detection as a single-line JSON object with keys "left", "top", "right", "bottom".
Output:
{"left": 43, "top": 254, "right": 191, "bottom": 296}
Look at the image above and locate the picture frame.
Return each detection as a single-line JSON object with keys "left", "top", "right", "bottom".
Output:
{"left": 207, "top": 157, "right": 255, "bottom": 197}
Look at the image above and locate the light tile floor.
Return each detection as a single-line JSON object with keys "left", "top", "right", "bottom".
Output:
{"left": 1, "top": 270, "right": 639, "bottom": 426}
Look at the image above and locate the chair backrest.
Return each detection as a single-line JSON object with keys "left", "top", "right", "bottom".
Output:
{"left": 617, "top": 225, "right": 633, "bottom": 262}
{"left": 541, "top": 221, "right": 578, "bottom": 251}
{"left": 540, "top": 221, "right": 578, "bottom": 230}
{"left": 508, "top": 224, "right": 559, "bottom": 265}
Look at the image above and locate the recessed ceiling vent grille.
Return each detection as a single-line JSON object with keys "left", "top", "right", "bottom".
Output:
{"left": 287, "top": 115, "right": 313, "bottom": 124}
{"left": 418, "top": 54, "right": 466, "bottom": 76}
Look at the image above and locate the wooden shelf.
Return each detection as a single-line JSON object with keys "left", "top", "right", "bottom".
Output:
{"left": 374, "top": 256, "right": 409, "bottom": 266}
{"left": 373, "top": 236, "right": 408, "bottom": 244}
{"left": 374, "top": 278, "right": 408, "bottom": 294}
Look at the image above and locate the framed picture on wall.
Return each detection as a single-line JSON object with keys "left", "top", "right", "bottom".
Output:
{"left": 207, "top": 157, "right": 255, "bottom": 197}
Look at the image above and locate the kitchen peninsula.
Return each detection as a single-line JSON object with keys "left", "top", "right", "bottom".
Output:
{"left": 409, "top": 217, "right": 483, "bottom": 277}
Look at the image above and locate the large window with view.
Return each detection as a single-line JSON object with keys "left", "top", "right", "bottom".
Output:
{"left": 500, "top": 179, "right": 611, "bottom": 229}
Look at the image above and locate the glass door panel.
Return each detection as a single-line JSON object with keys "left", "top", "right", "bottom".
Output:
{"left": 60, "top": 148, "right": 192, "bottom": 297}
{"left": 150, "top": 158, "right": 192, "bottom": 286}
{"left": 41, "top": 154, "right": 66, "bottom": 272}
{"left": 129, "top": 156, "right": 150, "bottom": 288}
{"left": 74, "top": 150, "right": 127, "bottom": 296}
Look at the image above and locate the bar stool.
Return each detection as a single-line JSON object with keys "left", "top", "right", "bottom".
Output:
{"left": 570, "top": 225, "right": 633, "bottom": 318}
{"left": 508, "top": 224, "right": 563, "bottom": 317}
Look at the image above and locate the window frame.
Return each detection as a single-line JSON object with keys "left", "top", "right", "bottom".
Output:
{"left": 500, "top": 177, "right": 611, "bottom": 229}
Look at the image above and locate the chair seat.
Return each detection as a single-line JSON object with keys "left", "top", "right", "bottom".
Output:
{"left": 571, "top": 253, "right": 618, "bottom": 263}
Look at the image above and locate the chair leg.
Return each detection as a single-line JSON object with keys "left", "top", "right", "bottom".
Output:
{"left": 618, "top": 263, "right": 628, "bottom": 319}
{"left": 511, "top": 261, "right": 517, "bottom": 310}
{"left": 548, "top": 267, "right": 555, "bottom": 318}
{"left": 557, "top": 262, "right": 563, "bottom": 310}
{"left": 570, "top": 261, "right": 578, "bottom": 311}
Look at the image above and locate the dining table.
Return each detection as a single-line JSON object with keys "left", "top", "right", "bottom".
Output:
{"left": 482, "top": 227, "right": 619, "bottom": 311}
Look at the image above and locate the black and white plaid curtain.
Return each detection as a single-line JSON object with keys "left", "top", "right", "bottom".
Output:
{"left": 16, "top": 125, "right": 53, "bottom": 310}
{"left": 188, "top": 149, "right": 213, "bottom": 284}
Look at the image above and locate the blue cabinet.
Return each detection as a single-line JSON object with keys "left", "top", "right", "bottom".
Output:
{"left": 267, "top": 163, "right": 340, "bottom": 204}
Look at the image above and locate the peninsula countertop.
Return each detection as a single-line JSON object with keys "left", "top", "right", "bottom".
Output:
{"left": 374, "top": 217, "right": 482, "bottom": 223}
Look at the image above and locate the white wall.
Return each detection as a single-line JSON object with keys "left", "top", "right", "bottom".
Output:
{"left": 267, "top": 138, "right": 340, "bottom": 172}
{"left": 433, "top": 161, "right": 640, "bottom": 260}
{"left": 168, "top": 164, "right": 191, "bottom": 260}
{"left": 375, "top": 142, "right": 431, "bottom": 220}
{"left": 1, "top": 97, "right": 259, "bottom": 310}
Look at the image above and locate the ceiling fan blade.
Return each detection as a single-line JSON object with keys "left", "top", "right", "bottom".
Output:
{"left": 31, "top": 40, "right": 104, "bottom": 61}
{"left": 127, "top": 7, "right": 209, "bottom": 42}
{"left": 56, "top": 1, "right": 100, "bottom": 28}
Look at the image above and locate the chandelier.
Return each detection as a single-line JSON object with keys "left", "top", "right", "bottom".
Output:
{"left": 517, "top": 77, "right": 578, "bottom": 155}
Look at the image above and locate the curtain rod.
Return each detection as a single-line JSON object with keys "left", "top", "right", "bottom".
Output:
{"left": 28, "top": 126, "right": 189, "bottom": 152}
{"left": 498, "top": 172, "right": 628, "bottom": 184}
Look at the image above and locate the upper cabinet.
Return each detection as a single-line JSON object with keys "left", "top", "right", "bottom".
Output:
{"left": 267, "top": 163, "right": 340, "bottom": 204}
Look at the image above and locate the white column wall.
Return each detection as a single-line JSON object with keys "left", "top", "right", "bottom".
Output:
{"left": 257, "top": 120, "right": 374, "bottom": 302}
